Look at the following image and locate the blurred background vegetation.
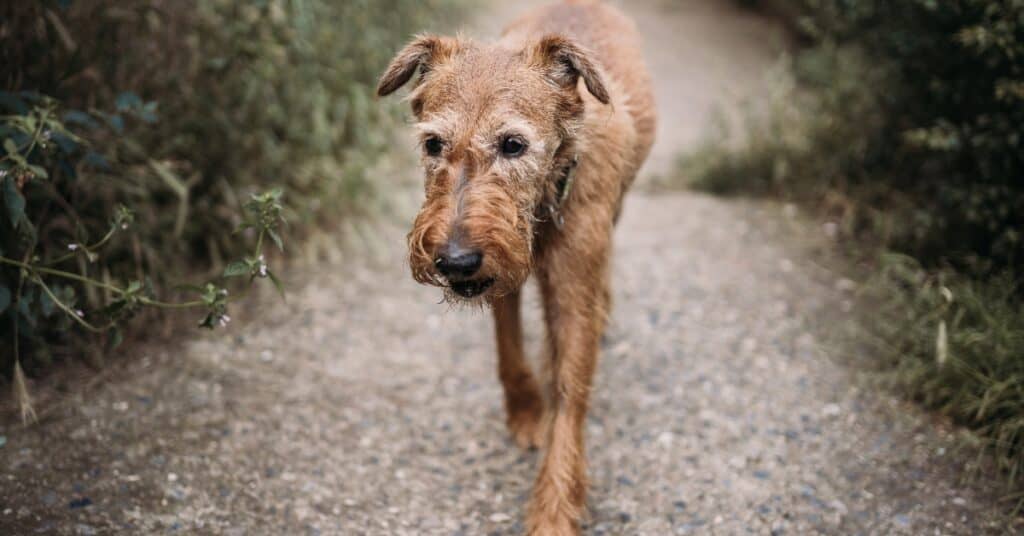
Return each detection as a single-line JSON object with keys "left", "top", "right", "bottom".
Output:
{"left": 0, "top": 0, "right": 462, "bottom": 384}
{"left": 681, "top": 0, "right": 1024, "bottom": 494}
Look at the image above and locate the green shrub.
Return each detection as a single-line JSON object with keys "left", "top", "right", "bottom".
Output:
{"left": 687, "top": 0, "right": 1024, "bottom": 491}
{"left": 695, "top": 0, "right": 1024, "bottom": 270}
{"left": 1, "top": 0, "right": 464, "bottom": 384}
{"left": 862, "top": 256, "right": 1024, "bottom": 494}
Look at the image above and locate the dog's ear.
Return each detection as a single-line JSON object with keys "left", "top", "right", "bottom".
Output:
{"left": 377, "top": 34, "right": 458, "bottom": 97}
{"left": 531, "top": 34, "right": 610, "bottom": 104}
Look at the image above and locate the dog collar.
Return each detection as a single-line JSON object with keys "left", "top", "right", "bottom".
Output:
{"left": 547, "top": 154, "right": 578, "bottom": 230}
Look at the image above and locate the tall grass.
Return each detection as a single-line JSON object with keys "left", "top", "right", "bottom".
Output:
{"left": 863, "top": 256, "right": 1024, "bottom": 494}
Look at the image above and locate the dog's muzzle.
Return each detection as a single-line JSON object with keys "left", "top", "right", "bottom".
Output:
{"left": 435, "top": 242, "right": 493, "bottom": 298}
{"left": 449, "top": 277, "right": 495, "bottom": 298}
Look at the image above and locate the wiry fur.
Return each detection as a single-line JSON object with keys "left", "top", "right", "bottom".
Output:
{"left": 378, "top": 1, "right": 655, "bottom": 533}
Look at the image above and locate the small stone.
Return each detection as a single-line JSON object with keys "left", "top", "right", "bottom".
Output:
{"left": 618, "top": 512, "right": 631, "bottom": 523}
{"left": 835, "top": 278, "right": 855, "bottom": 292}
{"left": 489, "top": 513, "right": 511, "bottom": 523}
{"left": 822, "top": 403, "right": 841, "bottom": 418}
{"left": 829, "top": 500, "right": 848, "bottom": 515}
{"left": 68, "top": 497, "right": 92, "bottom": 509}
{"left": 952, "top": 497, "right": 966, "bottom": 506}
{"left": 167, "top": 472, "right": 178, "bottom": 482}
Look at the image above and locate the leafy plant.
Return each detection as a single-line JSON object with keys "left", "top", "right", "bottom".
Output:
{"left": 1, "top": 97, "right": 288, "bottom": 422}
{"left": 1, "top": 0, "right": 465, "bottom": 392}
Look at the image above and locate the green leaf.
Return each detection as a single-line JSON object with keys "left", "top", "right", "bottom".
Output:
{"left": 266, "top": 269, "right": 286, "bottom": 301}
{"left": 0, "top": 286, "right": 10, "bottom": 314}
{"left": 223, "top": 261, "right": 249, "bottom": 278}
{"left": 267, "top": 228, "right": 284, "bottom": 252}
{"left": 27, "top": 164, "right": 48, "bottom": 179}
{"left": 198, "top": 312, "right": 215, "bottom": 329}
{"left": 3, "top": 176, "right": 26, "bottom": 227}
{"left": 3, "top": 138, "right": 17, "bottom": 155}
{"left": 107, "top": 327, "right": 124, "bottom": 351}
{"left": 39, "top": 289, "right": 54, "bottom": 317}
{"left": 115, "top": 91, "right": 142, "bottom": 112}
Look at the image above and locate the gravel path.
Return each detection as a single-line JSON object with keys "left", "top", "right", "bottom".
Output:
{"left": 1, "top": 1, "right": 1015, "bottom": 535}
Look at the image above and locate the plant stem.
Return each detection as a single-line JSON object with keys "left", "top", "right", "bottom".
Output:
{"left": 33, "top": 275, "right": 106, "bottom": 333}
{"left": 1, "top": 255, "right": 247, "bottom": 311}
{"left": 47, "top": 225, "right": 118, "bottom": 265}
{"left": 0, "top": 256, "right": 123, "bottom": 294}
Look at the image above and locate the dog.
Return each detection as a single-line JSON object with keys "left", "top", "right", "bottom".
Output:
{"left": 377, "top": 1, "right": 655, "bottom": 533}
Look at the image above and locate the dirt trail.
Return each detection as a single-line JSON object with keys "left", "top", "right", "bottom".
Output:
{"left": 1, "top": 1, "right": 1013, "bottom": 535}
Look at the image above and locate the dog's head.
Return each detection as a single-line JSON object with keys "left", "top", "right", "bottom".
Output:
{"left": 378, "top": 33, "right": 609, "bottom": 303}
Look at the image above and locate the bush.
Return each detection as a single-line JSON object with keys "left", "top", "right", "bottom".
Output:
{"left": 1, "top": 1, "right": 464, "bottom": 387}
{"left": 863, "top": 256, "right": 1024, "bottom": 490}
{"left": 692, "top": 0, "right": 1024, "bottom": 270}
{"left": 681, "top": 0, "right": 1024, "bottom": 493}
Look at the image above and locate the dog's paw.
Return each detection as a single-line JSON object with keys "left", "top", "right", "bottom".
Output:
{"left": 507, "top": 405, "right": 547, "bottom": 450}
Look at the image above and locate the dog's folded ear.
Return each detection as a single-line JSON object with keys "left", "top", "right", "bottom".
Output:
{"left": 377, "top": 34, "right": 458, "bottom": 97}
{"left": 530, "top": 34, "right": 610, "bottom": 105}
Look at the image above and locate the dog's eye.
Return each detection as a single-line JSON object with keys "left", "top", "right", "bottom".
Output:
{"left": 424, "top": 136, "right": 444, "bottom": 157}
{"left": 500, "top": 136, "right": 527, "bottom": 157}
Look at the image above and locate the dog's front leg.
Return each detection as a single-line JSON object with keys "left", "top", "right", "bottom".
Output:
{"left": 527, "top": 235, "right": 610, "bottom": 536}
{"left": 493, "top": 290, "right": 547, "bottom": 449}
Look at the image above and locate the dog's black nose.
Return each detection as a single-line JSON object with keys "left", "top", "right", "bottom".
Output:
{"left": 435, "top": 245, "right": 483, "bottom": 279}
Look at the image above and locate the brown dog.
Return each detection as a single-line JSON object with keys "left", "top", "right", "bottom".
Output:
{"left": 378, "top": 1, "right": 654, "bottom": 533}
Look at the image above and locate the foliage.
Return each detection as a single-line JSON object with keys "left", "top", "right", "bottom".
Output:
{"left": 862, "top": 256, "right": 1024, "bottom": 500}
{"left": 684, "top": 0, "right": 1024, "bottom": 491}
{"left": 692, "top": 0, "right": 1024, "bottom": 270}
{"left": 1, "top": 0, "right": 463, "bottom": 383}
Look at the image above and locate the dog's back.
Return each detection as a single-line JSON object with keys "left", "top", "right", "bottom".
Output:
{"left": 502, "top": 0, "right": 656, "bottom": 182}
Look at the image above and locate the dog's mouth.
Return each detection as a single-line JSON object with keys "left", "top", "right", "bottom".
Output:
{"left": 449, "top": 277, "right": 495, "bottom": 298}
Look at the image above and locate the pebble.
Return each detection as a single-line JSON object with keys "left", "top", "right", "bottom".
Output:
{"left": 822, "top": 403, "right": 841, "bottom": 418}
{"left": 488, "top": 513, "right": 511, "bottom": 523}
{"left": 68, "top": 497, "right": 92, "bottom": 509}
